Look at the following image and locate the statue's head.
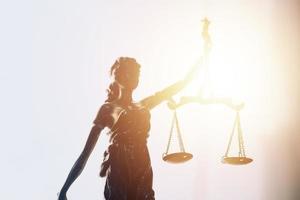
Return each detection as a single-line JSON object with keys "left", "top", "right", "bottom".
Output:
{"left": 111, "top": 57, "right": 141, "bottom": 90}
{"left": 106, "top": 57, "right": 141, "bottom": 102}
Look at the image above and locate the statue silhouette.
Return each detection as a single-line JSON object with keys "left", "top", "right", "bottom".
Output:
{"left": 58, "top": 57, "right": 197, "bottom": 200}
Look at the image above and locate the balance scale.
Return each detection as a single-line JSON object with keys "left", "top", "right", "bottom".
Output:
{"left": 162, "top": 18, "right": 253, "bottom": 166}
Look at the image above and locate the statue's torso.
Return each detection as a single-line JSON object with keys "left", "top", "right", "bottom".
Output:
{"left": 107, "top": 102, "right": 151, "bottom": 144}
{"left": 98, "top": 102, "right": 153, "bottom": 179}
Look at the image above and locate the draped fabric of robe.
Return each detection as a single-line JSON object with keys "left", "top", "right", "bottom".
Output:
{"left": 95, "top": 104, "right": 155, "bottom": 200}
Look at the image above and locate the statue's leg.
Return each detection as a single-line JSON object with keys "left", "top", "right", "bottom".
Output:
{"left": 103, "top": 146, "right": 129, "bottom": 200}
{"left": 104, "top": 166, "right": 128, "bottom": 200}
{"left": 137, "top": 165, "right": 155, "bottom": 200}
{"left": 121, "top": 164, "right": 154, "bottom": 200}
{"left": 134, "top": 148, "right": 155, "bottom": 200}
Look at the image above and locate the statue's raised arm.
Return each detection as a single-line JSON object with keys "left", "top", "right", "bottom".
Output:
{"left": 139, "top": 64, "right": 199, "bottom": 110}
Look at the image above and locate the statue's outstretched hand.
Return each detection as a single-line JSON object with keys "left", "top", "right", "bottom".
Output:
{"left": 57, "top": 191, "right": 68, "bottom": 200}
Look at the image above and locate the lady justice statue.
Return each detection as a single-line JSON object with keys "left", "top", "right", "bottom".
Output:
{"left": 58, "top": 57, "right": 197, "bottom": 200}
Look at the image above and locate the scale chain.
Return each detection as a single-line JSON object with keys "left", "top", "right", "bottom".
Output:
{"left": 237, "top": 112, "right": 246, "bottom": 157}
{"left": 164, "top": 111, "right": 176, "bottom": 155}
{"left": 174, "top": 111, "right": 186, "bottom": 152}
{"left": 224, "top": 112, "right": 238, "bottom": 157}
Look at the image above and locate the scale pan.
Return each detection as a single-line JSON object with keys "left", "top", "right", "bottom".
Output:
{"left": 163, "top": 152, "right": 193, "bottom": 163}
{"left": 222, "top": 156, "right": 253, "bottom": 165}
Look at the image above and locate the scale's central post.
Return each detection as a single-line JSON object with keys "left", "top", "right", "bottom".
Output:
{"left": 162, "top": 18, "right": 253, "bottom": 165}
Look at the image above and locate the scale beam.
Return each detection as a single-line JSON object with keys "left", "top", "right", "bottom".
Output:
{"left": 168, "top": 96, "right": 245, "bottom": 111}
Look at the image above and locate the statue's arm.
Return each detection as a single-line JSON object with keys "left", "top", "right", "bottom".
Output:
{"left": 140, "top": 63, "right": 199, "bottom": 110}
{"left": 140, "top": 79, "right": 190, "bottom": 110}
{"left": 58, "top": 125, "right": 103, "bottom": 199}
{"left": 58, "top": 105, "right": 110, "bottom": 200}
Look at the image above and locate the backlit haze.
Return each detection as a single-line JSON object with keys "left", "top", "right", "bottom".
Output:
{"left": 1, "top": 0, "right": 299, "bottom": 199}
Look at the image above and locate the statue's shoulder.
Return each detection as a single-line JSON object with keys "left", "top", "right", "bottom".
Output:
{"left": 133, "top": 101, "right": 150, "bottom": 111}
{"left": 99, "top": 102, "right": 114, "bottom": 114}
{"left": 93, "top": 102, "right": 115, "bottom": 128}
